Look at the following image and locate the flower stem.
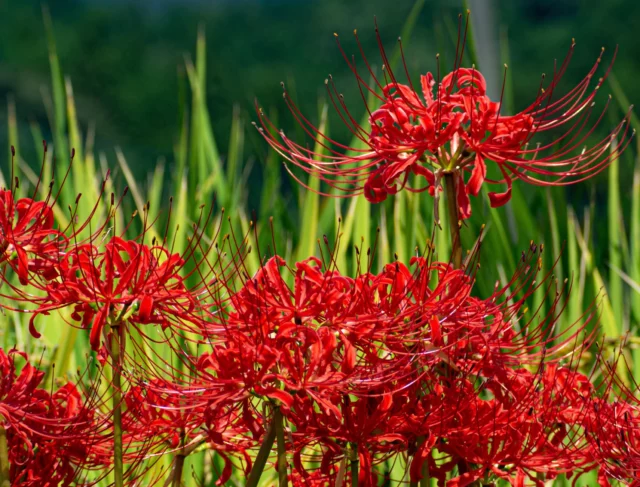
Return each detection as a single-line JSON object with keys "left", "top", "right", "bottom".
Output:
{"left": 335, "top": 456, "right": 347, "bottom": 487}
{"left": 110, "top": 324, "right": 124, "bottom": 487}
{"left": 274, "top": 407, "right": 288, "bottom": 487}
{"left": 408, "top": 437, "right": 430, "bottom": 487}
{"left": 245, "top": 409, "right": 277, "bottom": 487}
{"left": 350, "top": 445, "right": 359, "bottom": 487}
{"left": 443, "top": 172, "right": 462, "bottom": 269}
{"left": 0, "top": 424, "right": 10, "bottom": 487}
{"left": 171, "top": 430, "right": 186, "bottom": 487}
{"left": 172, "top": 454, "right": 185, "bottom": 487}
{"left": 420, "top": 465, "right": 430, "bottom": 487}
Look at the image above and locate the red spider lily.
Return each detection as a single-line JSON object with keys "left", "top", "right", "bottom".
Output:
{"left": 0, "top": 144, "right": 130, "bottom": 288}
{"left": 578, "top": 353, "right": 640, "bottom": 485}
{"left": 0, "top": 187, "right": 61, "bottom": 285}
{"left": 286, "top": 384, "right": 424, "bottom": 486}
{"left": 1, "top": 179, "right": 250, "bottom": 357}
{"left": 421, "top": 366, "right": 589, "bottom": 486}
{"left": 256, "top": 20, "right": 634, "bottom": 218}
{"left": 196, "top": 253, "right": 439, "bottom": 413}
{"left": 0, "top": 348, "right": 111, "bottom": 486}
{"left": 124, "top": 381, "right": 207, "bottom": 452}
{"left": 187, "top": 237, "right": 605, "bottom": 485}
{"left": 584, "top": 399, "right": 640, "bottom": 485}
{"left": 123, "top": 379, "right": 256, "bottom": 485}
{"left": 26, "top": 237, "right": 203, "bottom": 351}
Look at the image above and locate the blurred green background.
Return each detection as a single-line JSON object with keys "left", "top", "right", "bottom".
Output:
{"left": 1, "top": 0, "right": 638, "bottom": 187}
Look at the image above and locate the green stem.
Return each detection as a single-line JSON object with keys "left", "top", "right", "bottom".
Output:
{"left": 172, "top": 454, "right": 185, "bottom": 487}
{"left": 408, "top": 437, "right": 430, "bottom": 487}
{"left": 274, "top": 407, "right": 288, "bottom": 487}
{"left": 111, "top": 324, "right": 124, "bottom": 487}
{"left": 443, "top": 172, "right": 462, "bottom": 269}
{"left": 245, "top": 410, "right": 277, "bottom": 487}
{"left": 350, "top": 445, "right": 359, "bottom": 487}
{"left": 335, "top": 456, "right": 347, "bottom": 487}
{"left": 0, "top": 425, "right": 10, "bottom": 487}
{"left": 172, "top": 430, "right": 186, "bottom": 487}
{"left": 420, "top": 463, "right": 430, "bottom": 487}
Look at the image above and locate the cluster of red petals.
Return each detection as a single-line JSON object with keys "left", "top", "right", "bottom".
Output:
{"left": 26, "top": 237, "right": 199, "bottom": 351}
{"left": 256, "top": 30, "right": 634, "bottom": 218}
{"left": 163, "top": 245, "right": 639, "bottom": 486}
{"left": 0, "top": 189, "right": 61, "bottom": 285}
{"left": 0, "top": 348, "right": 110, "bottom": 486}
{"left": 122, "top": 379, "right": 254, "bottom": 485}
{"left": 2, "top": 153, "right": 639, "bottom": 486}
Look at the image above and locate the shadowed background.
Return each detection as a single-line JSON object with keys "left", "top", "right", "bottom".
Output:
{"left": 1, "top": 0, "right": 638, "bottom": 182}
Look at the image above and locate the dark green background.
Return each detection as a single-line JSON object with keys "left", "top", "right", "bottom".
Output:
{"left": 0, "top": 0, "right": 637, "bottom": 185}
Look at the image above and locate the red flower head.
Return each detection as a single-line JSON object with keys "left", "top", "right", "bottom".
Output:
{"left": 122, "top": 378, "right": 254, "bottom": 486}
{"left": 28, "top": 237, "right": 199, "bottom": 351}
{"left": 256, "top": 18, "right": 634, "bottom": 218}
{"left": 0, "top": 187, "right": 60, "bottom": 285}
{"left": 0, "top": 348, "right": 110, "bottom": 486}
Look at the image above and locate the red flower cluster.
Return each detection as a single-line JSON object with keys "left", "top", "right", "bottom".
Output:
{"left": 0, "top": 348, "right": 110, "bottom": 486}
{"left": 28, "top": 237, "right": 199, "bottom": 351}
{"left": 0, "top": 188, "right": 61, "bottom": 285}
{"left": 3, "top": 173, "right": 638, "bottom": 485}
{"left": 122, "top": 379, "right": 254, "bottom": 485}
{"left": 256, "top": 26, "right": 634, "bottom": 218}
{"left": 169, "top": 244, "right": 638, "bottom": 486}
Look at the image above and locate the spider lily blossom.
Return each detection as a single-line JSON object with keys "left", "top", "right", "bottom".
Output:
{"left": 0, "top": 348, "right": 111, "bottom": 486}
{"left": 0, "top": 188, "right": 61, "bottom": 285}
{"left": 26, "top": 237, "right": 199, "bottom": 351}
{"left": 256, "top": 24, "right": 634, "bottom": 218}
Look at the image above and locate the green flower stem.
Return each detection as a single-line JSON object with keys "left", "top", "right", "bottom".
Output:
{"left": 335, "top": 456, "right": 347, "bottom": 487}
{"left": 274, "top": 407, "right": 288, "bottom": 486}
{"left": 172, "top": 430, "right": 186, "bottom": 487}
{"left": 408, "top": 436, "right": 430, "bottom": 487}
{"left": 444, "top": 172, "right": 463, "bottom": 269}
{"left": 0, "top": 424, "right": 10, "bottom": 487}
{"left": 172, "top": 454, "right": 185, "bottom": 487}
{"left": 245, "top": 408, "right": 277, "bottom": 487}
{"left": 350, "top": 445, "right": 359, "bottom": 487}
{"left": 420, "top": 464, "right": 430, "bottom": 487}
{"left": 110, "top": 323, "right": 124, "bottom": 487}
